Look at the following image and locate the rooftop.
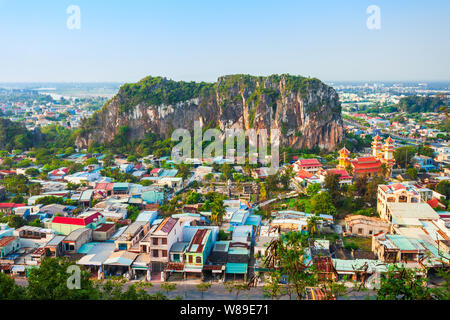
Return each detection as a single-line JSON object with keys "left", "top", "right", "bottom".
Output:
{"left": 0, "top": 236, "right": 17, "bottom": 247}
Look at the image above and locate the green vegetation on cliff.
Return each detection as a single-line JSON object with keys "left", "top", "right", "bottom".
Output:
{"left": 0, "top": 118, "right": 33, "bottom": 151}
{"left": 397, "top": 95, "right": 447, "bottom": 113}
{"left": 116, "top": 76, "right": 215, "bottom": 114}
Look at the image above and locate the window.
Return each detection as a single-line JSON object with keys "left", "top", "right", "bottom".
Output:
{"left": 195, "top": 256, "right": 202, "bottom": 264}
{"left": 188, "top": 255, "right": 193, "bottom": 263}
{"left": 153, "top": 250, "right": 159, "bottom": 258}
{"left": 162, "top": 238, "right": 167, "bottom": 245}
{"left": 152, "top": 238, "right": 158, "bottom": 245}
{"left": 358, "top": 228, "right": 363, "bottom": 234}
{"left": 369, "top": 230, "right": 373, "bottom": 235}
{"left": 162, "top": 250, "right": 167, "bottom": 257}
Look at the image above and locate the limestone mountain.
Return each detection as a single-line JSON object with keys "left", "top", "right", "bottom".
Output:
{"left": 76, "top": 74, "right": 344, "bottom": 151}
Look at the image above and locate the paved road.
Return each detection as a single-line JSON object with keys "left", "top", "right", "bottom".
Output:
{"left": 14, "top": 276, "right": 374, "bottom": 300}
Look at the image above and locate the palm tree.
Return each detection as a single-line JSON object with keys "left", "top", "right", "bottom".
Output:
{"left": 307, "top": 214, "right": 322, "bottom": 236}
{"left": 195, "top": 282, "right": 211, "bottom": 300}
{"left": 211, "top": 200, "right": 225, "bottom": 226}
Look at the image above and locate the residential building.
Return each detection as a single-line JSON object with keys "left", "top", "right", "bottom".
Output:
{"left": 48, "top": 212, "right": 105, "bottom": 235}
{"left": 184, "top": 228, "right": 213, "bottom": 278}
{"left": 377, "top": 183, "right": 422, "bottom": 219}
{"left": 62, "top": 227, "right": 93, "bottom": 253}
{"left": 413, "top": 155, "right": 436, "bottom": 172}
{"left": 140, "top": 217, "right": 182, "bottom": 272}
{"left": 0, "top": 236, "right": 20, "bottom": 258}
{"left": 344, "top": 215, "right": 390, "bottom": 237}
{"left": 115, "top": 221, "right": 150, "bottom": 252}
{"left": 292, "top": 158, "right": 322, "bottom": 173}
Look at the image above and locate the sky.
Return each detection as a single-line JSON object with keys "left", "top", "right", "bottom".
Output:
{"left": 0, "top": 0, "right": 449, "bottom": 83}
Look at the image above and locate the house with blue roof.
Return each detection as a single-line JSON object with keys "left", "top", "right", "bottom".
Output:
{"left": 230, "top": 210, "right": 250, "bottom": 227}
{"left": 413, "top": 155, "right": 436, "bottom": 171}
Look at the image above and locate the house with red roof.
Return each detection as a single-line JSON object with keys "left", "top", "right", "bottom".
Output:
{"left": 48, "top": 167, "right": 69, "bottom": 180}
{"left": 150, "top": 168, "right": 162, "bottom": 177}
{"left": 295, "top": 169, "right": 321, "bottom": 186}
{"left": 293, "top": 158, "right": 322, "bottom": 174}
{"left": 95, "top": 182, "right": 114, "bottom": 196}
{"left": 0, "top": 203, "right": 25, "bottom": 215}
{"left": 48, "top": 212, "right": 105, "bottom": 235}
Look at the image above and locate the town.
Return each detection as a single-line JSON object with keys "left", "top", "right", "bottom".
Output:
{"left": 0, "top": 80, "right": 449, "bottom": 300}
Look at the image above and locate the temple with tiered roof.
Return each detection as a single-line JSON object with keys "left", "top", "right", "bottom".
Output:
{"left": 337, "top": 135, "right": 396, "bottom": 178}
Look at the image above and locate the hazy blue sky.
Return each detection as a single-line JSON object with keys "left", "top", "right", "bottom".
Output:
{"left": 0, "top": 0, "right": 449, "bottom": 83}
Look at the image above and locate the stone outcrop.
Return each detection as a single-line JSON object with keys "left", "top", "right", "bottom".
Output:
{"left": 76, "top": 74, "right": 344, "bottom": 151}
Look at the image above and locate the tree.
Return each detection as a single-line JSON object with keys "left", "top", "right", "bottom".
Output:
{"left": 364, "top": 175, "right": 385, "bottom": 208}
{"left": 126, "top": 205, "right": 141, "bottom": 221}
{"left": 353, "top": 175, "right": 368, "bottom": 197}
{"left": 102, "top": 154, "right": 115, "bottom": 167}
{"left": 262, "top": 271, "right": 285, "bottom": 300}
{"left": 405, "top": 167, "right": 418, "bottom": 180}
{"left": 11, "top": 194, "right": 25, "bottom": 204}
{"left": 7, "top": 215, "right": 27, "bottom": 229}
{"left": 210, "top": 199, "right": 226, "bottom": 225}
{"left": 280, "top": 166, "right": 294, "bottom": 190}
{"left": 224, "top": 281, "right": 250, "bottom": 300}
{"left": 394, "top": 146, "right": 416, "bottom": 168}
{"left": 35, "top": 196, "right": 64, "bottom": 205}
{"left": 259, "top": 182, "right": 267, "bottom": 201}
{"left": 27, "top": 257, "right": 98, "bottom": 299}
{"left": 126, "top": 155, "right": 137, "bottom": 163}
{"left": 266, "top": 232, "right": 318, "bottom": 300}
{"left": 28, "top": 182, "right": 42, "bottom": 196}
{"left": 306, "top": 183, "right": 321, "bottom": 197}
{"left": 25, "top": 167, "right": 40, "bottom": 177}
{"left": 265, "top": 175, "right": 279, "bottom": 193}
{"left": 29, "top": 218, "right": 43, "bottom": 228}
{"left": 307, "top": 214, "right": 322, "bottom": 236}
{"left": 376, "top": 265, "right": 432, "bottom": 300}
{"left": 2, "top": 174, "right": 28, "bottom": 194}
{"left": 195, "top": 282, "right": 211, "bottom": 300}
{"left": 221, "top": 163, "right": 232, "bottom": 180}
{"left": 0, "top": 272, "right": 26, "bottom": 299}
{"left": 435, "top": 180, "right": 450, "bottom": 199}
{"left": 311, "top": 192, "right": 337, "bottom": 216}
{"left": 85, "top": 157, "right": 99, "bottom": 165}
{"left": 160, "top": 282, "right": 177, "bottom": 296}
{"left": 324, "top": 173, "right": 341, "bottom": 205}
{"left": 176, "top": 163, "right": 191, "bottom": 180}
{"left": 186, "top": 191, "right": 202, "bottom": 204}
{"left": 417, "top": 145, "right": 435, "bottom": 158}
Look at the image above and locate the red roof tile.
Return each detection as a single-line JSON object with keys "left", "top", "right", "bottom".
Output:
{"left": 187, "top": 229, "right": 209, "bottom": 253}
{"left": 156, "top": 217, "right": 178, "bottom": 234}
{"left": 297, "top": 170, "right": 315, "bottom": 179}
{"left": 95, "top": 183, "right": 114, "bottom": 191}
{"left": 52, "top": 212, "right": 103, "bottom": 226}
{"left": 297, "top": 159, "right": 321, "bottom": 167}
{"left": 0, "top": 236, "right": 17, "bottom": 247}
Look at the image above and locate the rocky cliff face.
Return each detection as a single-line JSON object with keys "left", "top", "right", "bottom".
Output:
{"left": 76, "top": 74, "right": 344, "bottom": 151}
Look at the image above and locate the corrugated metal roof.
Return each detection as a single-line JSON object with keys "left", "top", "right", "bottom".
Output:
{"left": 225, "top": 263, "right": 247, "bottom": 274}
